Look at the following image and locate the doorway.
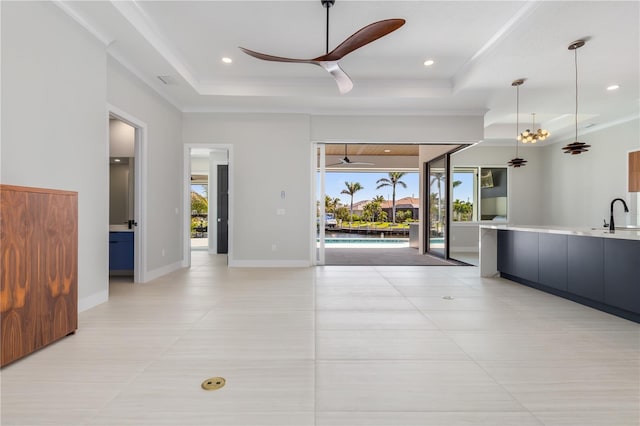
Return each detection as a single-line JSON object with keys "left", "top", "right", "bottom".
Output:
{"left": 184, "top": 145, "right": 232, "bottom": 268}
{"left": 107, "top": 106, "right": 147, "bottom": 283}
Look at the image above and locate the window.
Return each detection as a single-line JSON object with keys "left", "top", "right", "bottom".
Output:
{"left": 452, "top": 167, "right": 507, "bottom": 222}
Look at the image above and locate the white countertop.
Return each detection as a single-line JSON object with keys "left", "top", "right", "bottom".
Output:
{"left": 109, "top": 225, "right": 134, "bottom": 232}
{"left": 480, "top": 224, "right": 640, "bottom": 241}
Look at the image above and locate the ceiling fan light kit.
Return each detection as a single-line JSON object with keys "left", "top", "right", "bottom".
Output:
{"left": 239, "top": 0, "right": 405, "bottom": 94}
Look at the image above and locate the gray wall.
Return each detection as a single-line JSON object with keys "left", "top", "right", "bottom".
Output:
{"left": 1, "top": 1, "right": 109, "bottom": 310}
{"left": 107, "top": 58, "right": 184, "bottom": 275}
{"left": 541, "top": 118, "right": 640, "bottom": 228}
{"left": 183, "top": 114, "right": 313, "bottom": 266}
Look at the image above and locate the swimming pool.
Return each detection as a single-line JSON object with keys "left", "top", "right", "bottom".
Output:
{"left": 321, "top": 238, "right": 409, "bottom": 244}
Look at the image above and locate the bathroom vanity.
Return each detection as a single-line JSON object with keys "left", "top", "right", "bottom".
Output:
{"left": 480, "top": 225, "right": 640, "bottom": 322}
{"left": 109, "top": 225, "right": 134, "bottom": 272}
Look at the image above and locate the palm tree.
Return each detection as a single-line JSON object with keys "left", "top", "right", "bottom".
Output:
{"left": 325, "top": 195, "right": 340, "bottom": 213}
{"left": 376, "top": 172, "right": 407, "bottom": 223}
{"left": 340, "top": 181, "right": 363, "bottom": 223}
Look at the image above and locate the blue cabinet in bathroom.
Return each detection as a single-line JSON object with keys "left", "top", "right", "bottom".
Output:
{"left": 109, "top": 232, "right": 134, "bottom": 271}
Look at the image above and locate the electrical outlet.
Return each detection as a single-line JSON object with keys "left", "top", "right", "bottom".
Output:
{"left": 162, "top": 248, "right": 166, "bottom": 257}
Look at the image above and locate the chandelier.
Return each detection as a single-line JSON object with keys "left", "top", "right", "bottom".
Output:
{"left": 519, "top": 113, "right": 549, "bottom": 143}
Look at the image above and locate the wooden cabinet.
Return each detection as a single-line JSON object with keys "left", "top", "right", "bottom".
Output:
{"left": 629, "top": 151, "right": 640, "bottom": 192}
{"left": 1, "top": 185, "right": 77, "bottom": 367}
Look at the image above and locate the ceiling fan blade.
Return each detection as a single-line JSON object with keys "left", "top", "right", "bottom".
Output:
{"left": 313, "top": 61, "right": 353, "bottom": 94}
{"left": 347, "top": 161, "right": 375, "bottom": 166}
{"left": 239, "top": 47, "right": 311, "bottom": 64}
{"left": 315, "top": 19, "right": 406, "bottom": 62}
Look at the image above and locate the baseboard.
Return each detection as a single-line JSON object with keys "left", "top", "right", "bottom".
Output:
{"left": 228, "top": 259, "right": 311, "bottom": 268}
{"left": 78, "top": 289, "right": 108, "bottom": 312}
{"left": 144, "top": 261, "right": 185, "bottom": 282}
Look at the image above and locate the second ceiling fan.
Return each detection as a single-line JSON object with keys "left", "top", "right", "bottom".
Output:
{"left": 239, "top": 0, "right": 405, "bottom": 94}
{"left": 327, "top": 144, "right": 374, "bottom": 167}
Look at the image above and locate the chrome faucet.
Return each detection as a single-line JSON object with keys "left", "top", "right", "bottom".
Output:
{"left": 609, "top": 198, "right": 629, "bottom": 233}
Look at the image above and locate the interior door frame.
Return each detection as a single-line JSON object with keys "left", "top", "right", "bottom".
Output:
{"left": 183, "top": 144, "right": 233, "bottom": 268}
{"left": 107, "top": 104, "right": 147, "bottom": 283}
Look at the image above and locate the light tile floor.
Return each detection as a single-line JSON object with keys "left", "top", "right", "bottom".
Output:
{"left": 1, "top": 251, "right": 638, "bottom": 425}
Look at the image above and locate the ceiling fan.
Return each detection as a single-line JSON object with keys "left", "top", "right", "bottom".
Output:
{"left": 327, "top": 144, "right": 374, "bottom": 167}
{"left": 239, "top": 0, "right": 405, "bottom": 94}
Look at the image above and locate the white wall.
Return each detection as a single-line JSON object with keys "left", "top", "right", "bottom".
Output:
{"left": 311, "top": 115, "right": 484, "bottom": 143}
{"left": 1, "top": 1, "right": 109, "bottom": 310}
{"left": 449, "top": 145, "right": 545, "bottom": 253}
{"left": 107, "top": 58, "right": 184, "bottom": 275}
{"left": 183, "top": 114, "right": 484, "bottom": 265}
{"left": 183, "top": 113, "right": 312, "bottom": 266}
{"left": 541, "top": 118, "right": 640, "bottom": 228}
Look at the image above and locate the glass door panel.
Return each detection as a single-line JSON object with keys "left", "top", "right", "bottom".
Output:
{"left": 427, "top": 156, "right": 447, "bottom": 258}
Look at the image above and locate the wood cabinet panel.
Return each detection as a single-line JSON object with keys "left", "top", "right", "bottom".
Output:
{"left": 630, "top": 151, "right": 640, "bottom": 192}
{"left": 1, "top": 185, "right": 77, "bottom": 367}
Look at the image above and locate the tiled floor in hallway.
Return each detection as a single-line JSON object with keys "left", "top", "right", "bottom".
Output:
{"left": 1, "top": 251, "right": 638, "bottom": 425}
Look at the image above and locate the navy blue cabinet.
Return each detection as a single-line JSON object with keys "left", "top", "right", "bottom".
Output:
{"left": 604, "top": 239, "right": 640, "bottom": 314}
{"left": 538, "top": 233, "right": 568, "bottom": 291}
{"left": 567, "top": 236, "right": 604, "bottom": 302}
{"left": 497, "top": 230, "right": 514, "bottom": 275}
{"left": 513, "top": 231, "right": 539, "bottom": 283}
{"left": 109, "top": 232, "right": 134, "bottom": 271}
{"left": 496, "top": 229, "right": 639, "bottom": 322}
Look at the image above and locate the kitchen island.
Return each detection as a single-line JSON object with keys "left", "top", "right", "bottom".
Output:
{"left": 480, "top": 225, "right": 640, "bottom": 322}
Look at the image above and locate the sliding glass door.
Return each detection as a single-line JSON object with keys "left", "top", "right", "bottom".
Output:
{"left": 426, "top": 155, "right": 448, "bottom": 258}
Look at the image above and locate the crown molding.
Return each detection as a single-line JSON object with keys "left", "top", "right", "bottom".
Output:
{"left": 52, "top": 0, "right": 114, "bottom": 46}
{"left": 110, "top": 0, "right": 200, "bottom": 92}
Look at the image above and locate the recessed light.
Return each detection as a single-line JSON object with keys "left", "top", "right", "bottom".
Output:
{"left": 384, "top": 149, "right": 391, "bottom": 153}
{"left": 606, "top": 84, "right": 619, "bottom": 91}
{"left": 221, "top": 57, "right": 232, "bottom": 64}
{"left": 114, "top": 158, "right": 121, "bottom": 162}
{"left": 423, "top": 59, "right": 435, "bottom": 67}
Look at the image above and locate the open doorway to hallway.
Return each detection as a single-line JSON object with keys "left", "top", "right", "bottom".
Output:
{"left": 184, "top": 145, "right": 231, "bottom": 268}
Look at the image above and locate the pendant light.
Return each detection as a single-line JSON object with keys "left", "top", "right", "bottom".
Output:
{"left": 562, "top": 40, "right": 591, "bottom": 154}
{"left": 508, "top": 79, "right": 528, "bottom": 168}
{"left": 520, "top": 113, "right": 550, "bottom": 143}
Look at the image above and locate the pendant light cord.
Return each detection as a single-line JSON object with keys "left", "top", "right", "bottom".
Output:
{"left": 515, "top": 85, "right": 520, "bottom": 157}
{"left": 574, "top": 48, "right": 578, "bottom": 141}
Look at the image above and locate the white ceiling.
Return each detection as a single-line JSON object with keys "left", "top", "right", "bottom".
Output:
{"left": 61, "top": 1, "right": 639, "bottom": 145}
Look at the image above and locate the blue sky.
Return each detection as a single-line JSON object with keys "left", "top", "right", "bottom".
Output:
{"left": 324, "top": 172, "right": 419, "bottom": 205}
{"left": 323, "top": 171, "right": 475, "bottom": 205}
